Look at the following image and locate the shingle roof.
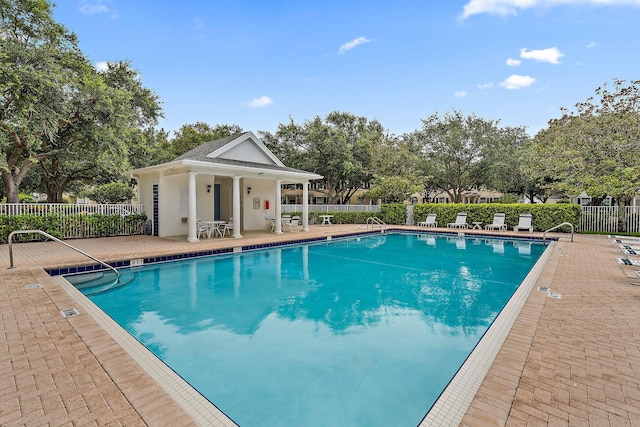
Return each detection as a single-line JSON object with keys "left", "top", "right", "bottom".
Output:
{"left": 173, "top": 132, "right": 248, "bottom": 161}
{"left": 172, "top": 132, "right": 317, "bottom": 176}
{"left": 184, "top": 156, "right": 314, "bottom": 174}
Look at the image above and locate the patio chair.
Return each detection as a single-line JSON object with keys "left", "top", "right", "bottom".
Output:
{"left": 513, "top": 213, "right": 533, "bottom": 233}
{"left": 283, "top": 215, "right": 301, "bottom": 232}
{"left": 484, "top": 213, "right": 507, "bottom": 231}
{"left": 196, "top": 219, "right": 210, "bottom": 239}
{"left": 221, "top": 218, "right": 234, "bottom": 236}
{"left": 417, "top": 213, "right": 437, "bottom": 227}
{"left": 447, "top": 212, "right": 468, "bottom": 229}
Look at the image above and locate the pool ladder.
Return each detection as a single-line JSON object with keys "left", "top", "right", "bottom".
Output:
{"left": 366, "top": 217, "right": 387, "bottom": 232}
{"left": 7, "top": 229, "right": 120, "bottom": 282}
{"left": 543, "top": 222, "right": 574, "bottom": 243}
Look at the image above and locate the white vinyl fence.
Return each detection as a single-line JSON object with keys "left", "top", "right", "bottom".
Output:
{"left": 281, "top": 204, "right": 381, "bottom": 213}
{"left": 580, "top": 206, "right": 640, "bottom": 233}
{"left": 0, "top": 203, "right": 146, "bottom": 240}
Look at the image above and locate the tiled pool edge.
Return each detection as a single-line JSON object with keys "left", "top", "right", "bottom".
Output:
{"left": 44, "top": 229, "right": 559, "bottom": 427}
{"left": 419, "top": 240, "right": 558, "bottom": 426}
{"left": 45, "top": 228, "right": 553, "bottom": 277}
{"left": 51, "top": 275, "right": 238, "bottom": 427}
{"left": 45, "top": 229, "right": 383, "bottom": 276}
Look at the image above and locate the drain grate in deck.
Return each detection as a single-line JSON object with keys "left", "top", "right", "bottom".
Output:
{"left": 60, "top": 308, "right": 80, "bottom": 318}
{"left": 25, "top": 284, "right": 41, "bottom": 289}
{"left": 537, "top": 286, "right": 549, "bottom": 292}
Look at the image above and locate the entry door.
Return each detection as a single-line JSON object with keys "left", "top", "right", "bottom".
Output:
{"left": 214, "top": 184, "right": 221, "bottom": 220}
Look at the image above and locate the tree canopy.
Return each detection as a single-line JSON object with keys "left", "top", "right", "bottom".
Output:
{"left": 3, "top": 0, "right": 637, "bottom": 207}
{"left": 261, "top": 111, "right": 384, "bottom": 204}
{"left": 528, "top": 79, "right": 640, "bottom": 205}
{"left": 36, "top": 60, "right": 163, "bottom": 202}
{"left": 1, "top": 0, "right": 89, "bottom": 202}
{"left": 1, "top": 0, "right": 163, "bottom": 202}
{"left": 409, "top": 110, "right": 525, "bottom": 203}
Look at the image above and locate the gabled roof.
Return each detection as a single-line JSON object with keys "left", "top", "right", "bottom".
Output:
{"left": 173, "top": 133, "right": 246, "bottom": 161}
{"left": 173, "top": 131, "right": 284, "bottom": 167}
{"left": 125, "top": 131, "right": 323, "bottom": 182}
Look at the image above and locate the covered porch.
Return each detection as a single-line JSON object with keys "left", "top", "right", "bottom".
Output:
{"left": 124, "top": 132, "right": 323, "bottom": 242}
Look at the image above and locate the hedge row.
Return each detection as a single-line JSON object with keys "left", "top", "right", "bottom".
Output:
{"left": 302, "top": 203, "right": 580, "bottom": 232}
{"left": 0, "top": 213, "right": 148, "bottom": 242}
{"left": 412, "top": 203, "right": 580, "bottom": 232}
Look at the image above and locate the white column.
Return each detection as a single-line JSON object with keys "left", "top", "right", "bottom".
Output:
{"left": 275, "top": 179, "right": 282, "bottom": 234}
{"left": 302, "top": 180, "right": 309, "bottom": 231}
{"left": 210, "top": 175, "right": 216, "bottom": 219}
{"left": 232, "top": 176, "right": 242, "bottom": 238}
{"left": 187, "top": 171, "right": 198, "bottom": 242}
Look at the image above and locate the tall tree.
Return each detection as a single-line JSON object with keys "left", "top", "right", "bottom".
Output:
{"left": 0, "top": 0, "right": 89, "bottom": 202}
{"left": 365, "top": 133, "right": 424, "bottom": 203}
{"left": 529, "top": 79, "right": 640, "bottom": 206}
{"left": 262, "top": 112, "right": 384, "bottom": 204}
{"left": 413, "top": 110, "right": 505, "bottom": 203}
{"left": 36, "top": 60, "right": 162, "bottom": 202}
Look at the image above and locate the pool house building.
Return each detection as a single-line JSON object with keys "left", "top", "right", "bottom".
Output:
{"left": 125, "top": 132, "right": 323, "bottom": 241}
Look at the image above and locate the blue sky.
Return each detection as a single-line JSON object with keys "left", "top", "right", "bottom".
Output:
{"left": 53, "top": 0, "right": 640, "bottom": 137}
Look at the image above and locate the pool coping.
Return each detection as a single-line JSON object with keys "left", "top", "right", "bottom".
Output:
{"left": 419, "top": 239, "right": 557, "bottom": 425}
{"left": 50, "top": 230, "right": 557, "bottom": 426}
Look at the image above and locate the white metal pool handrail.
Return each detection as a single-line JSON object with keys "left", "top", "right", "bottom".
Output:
{"left": 543, "top": 222, "right": 574, "bottom": 243}
{"left": 8, "top": 230, "right": 120, "bottom": 282}
{"left": 366, "top": 217, "right": 387, "bottom": 231}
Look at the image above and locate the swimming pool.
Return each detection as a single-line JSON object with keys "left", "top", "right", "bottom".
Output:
{"left": 67, "top": 233, "right": 546, "bottom": 426}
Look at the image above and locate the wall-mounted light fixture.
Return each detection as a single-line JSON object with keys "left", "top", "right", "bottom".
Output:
{"left": 247, "top": 186, "right": 252, "bottom": 195}
{"left": 206, "top": 184, "right": 212, "bottom": 193}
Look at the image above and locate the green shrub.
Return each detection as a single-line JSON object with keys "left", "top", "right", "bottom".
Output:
{"left": 379, "top": 204, "right": 406, "bottom": 224}
{"left": 0, "top": 213, "right": 147, "bottom": 242}
{"left": 413, "top": 203, "right": 580, "bottom": 232}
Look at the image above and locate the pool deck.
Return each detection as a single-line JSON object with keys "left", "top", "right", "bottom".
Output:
{"left": 1, "top": 225, "right": 640, "bottom": 426}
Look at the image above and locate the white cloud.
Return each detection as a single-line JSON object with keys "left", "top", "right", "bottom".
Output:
{"left": 244, "top": 96, "right": 273, "bottom": 108}
{"left": 506, "top": 58, "right": 522, "bottom": 66}
{"left": 499, "top": 74, "right": 536, "bottom": 89}
{"left": 587, "top": 41, "right": 597, "bottom": 48}
{"left": 477, "top": 82, "right": 493, "bottom": 89}
{"left": 338, "top": 37, "right": 373, "bottom": 54}
{"left": 454, "top": 91, "right": 467, "bottom": 98}
{"left": 95, "top": 61, "right": 109, "bottom": 72}
{"left": 460, "top": 0, "right": 640, "bottom": 19}
{"left": 79, "top": 0, "right": 117, "bottom": 17}
{"left": 520, "top": 47, "right": 564, "bottom": 64}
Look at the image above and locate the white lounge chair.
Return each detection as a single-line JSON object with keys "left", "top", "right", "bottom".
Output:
{"left": 513, "top": 213, "right": 533, "bottom": 233}
{"left": 417, "top": 213, "right": 437, "bottom": 227}
{"left": 484, "top": 213, "right": 507, "bottom": 231}
{"left": 447, "top": 212, "right": 468, "bottom": 229}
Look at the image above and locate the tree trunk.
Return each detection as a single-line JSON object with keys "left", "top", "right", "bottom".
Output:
{"left": 1, "top": 171, "right": 19, "bottom": 203}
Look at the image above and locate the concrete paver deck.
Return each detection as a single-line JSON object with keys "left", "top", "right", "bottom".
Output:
{"left": 1, "top": 226, "right": 639, "bottom": 426}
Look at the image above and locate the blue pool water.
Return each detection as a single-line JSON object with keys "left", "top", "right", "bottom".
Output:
{"left": 70, "top": 233, "right": 545, "bottom": 426}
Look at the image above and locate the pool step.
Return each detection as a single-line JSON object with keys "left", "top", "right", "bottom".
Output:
{"left": 66, "top": 271, "right": 136, "bottom": 296}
